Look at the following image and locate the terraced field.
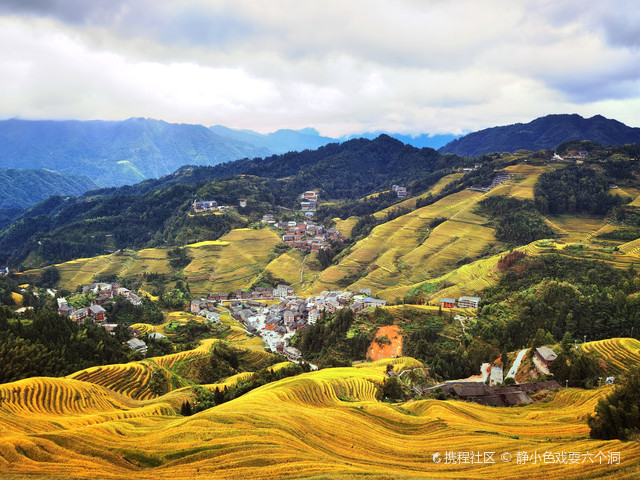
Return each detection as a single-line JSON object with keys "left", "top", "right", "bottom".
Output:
{"left": 546, "top": 214, "right": 608, "bottom": 243}
{"left": 580, "top": 338, "right": 640, "bottom": 375}
{"left": 264, "top": 250, "right": 315, "bottom": 287}
{"left": 129, "top": 323, "right": 159, "bottom": 335}
{"left": 55, "top": 248, "right": 173, "bottom": 290}
{"left": 373, "top": 173, "right": 464, "bottom": 219}
{"left": 202, "top": 371, "right": 253, "bottom": 390}
{"left": 0, "top": 356, "right": 638, "bottom": 479}
{"left": 620, "top": 237, "right": 640, "bottom": 255}
{"left": 55, "top": 253, "right": 132, "bottom": 290}
{"left": 67, "top": 362, "right": 158, "bottom": 400}
{"left": 32, "top": 229, "right": 281, "bottom": 294}
{"left": 0, "top": 377, "right": 181, "bottom": 436}
{"left": 10, "top": 291, "right": 22, "bottom": 306}
{"left": 303, "top": 189, "right": 494, "bottom": 296}
{"left": 151, "top": 338, "right": 219, "bottom": 369}
{"left": 184, "top": 228, "right": 281, "bottom": 295}
{"left": 610, "top": 186, "right": 639, "bottom": 199}
{"left": 300, "top": 164, "right": 580, "bottom": 299}
{"left": 333, "top": 216, "right": 358, "bottom": 238}
{"left": 501, "top": 164, "right": 554, "bottom": 200}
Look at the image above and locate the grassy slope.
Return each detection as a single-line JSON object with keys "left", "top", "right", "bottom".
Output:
{"left": 0, "top": 352, "right": 638, "bottom": 479}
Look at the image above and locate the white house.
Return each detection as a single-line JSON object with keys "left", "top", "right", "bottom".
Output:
{"left": 458, "top": 296, "right": 481, "bottom": 309}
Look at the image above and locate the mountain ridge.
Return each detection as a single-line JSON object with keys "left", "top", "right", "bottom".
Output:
{"left": 439, "top": 113, "right": 640, "bottom": 156}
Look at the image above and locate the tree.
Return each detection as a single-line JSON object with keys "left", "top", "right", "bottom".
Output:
{"left": 149, "top": 369, "right": 170, "bottom": 396}
{"left": 213, "top": 386, "right": 225, "bottom": 405}
{"left": 529, "top": 328, "right": 553, "bottom": 358}
{"left": 560, "top": 331, "right": 573, "bottom": 354}
{"left": 588, "top": 367, "right": 640, "bottom": 440}
{"left": 380, "top": 376, "right": 404, "bottom": 401}
{"left": 501, "top": 351, "right": 509, "bottom": 373}
{"left": 180, "top": 400, "right": 193, "bottom": 416}
{"left": 550, "top": 350, "right": 604, "bottom": 389}
{"left": 39, "top": 266, "right": 60, "bottom": 288}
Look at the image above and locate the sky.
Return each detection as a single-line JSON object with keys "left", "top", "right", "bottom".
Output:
{"left": 0, "top": 0, "right": 639, "bottom": 137}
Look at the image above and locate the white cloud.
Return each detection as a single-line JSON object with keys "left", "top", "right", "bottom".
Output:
{"left": 0, "top": 0, "right": 639, "bottom": 135}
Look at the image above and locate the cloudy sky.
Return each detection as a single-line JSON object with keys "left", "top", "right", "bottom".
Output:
{"left": 1, "top": 0, "right": 639, "bottom": 136}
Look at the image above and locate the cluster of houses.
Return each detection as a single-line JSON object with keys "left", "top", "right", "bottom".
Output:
{"left": 56, "top": 282, "right": 153, "bottom": 354}
{"left": 189, "top": 297, "right": 224, "bottom": 324}
{"left": 439, "top": 296, "right": 481, "bottom": 310}
{"left": 280, "top": 221, "right": 345, "bottom": 252}
{"left": 469, "top": 173, "right": 513, "bottom": 193}
{"left": 191, "top": 286, "right": 387, "bottom": 361}
{"left": 192, "top": 200, "right": 231, "bottom": 213}
{"left": 562, "top": 150, "right": 589, "bottom": 159}
{"left": 57, "top": 282, "right": 142, "bottom": 322}
{"left": 391, "top": 185, "right": 408, "bottom": 198}
{"left": 457, "top": 163, "right": 483, "bottom": 173}
{"left": 205, "top": 284, "right": 295, "bottom": 302}
{"left": 81, "top": 282, "right": 142, "bottom": 306}
{"left": 300, "top": 191, "right": 318, "bottom": 212}
{"left": 552, "top": 151, "right": 589, "bottom": 165}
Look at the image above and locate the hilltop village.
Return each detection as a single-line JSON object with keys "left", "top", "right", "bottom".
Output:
{"left": 191, "top": 286, "right": 387, "bottom": 360}
{"left": 55, "top": 282, "right": 152, "bottom": 355}
{"left": 192, "top": 190, "right": 348, "bottom": 252}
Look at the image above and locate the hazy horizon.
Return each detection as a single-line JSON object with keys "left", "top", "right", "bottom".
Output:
{"left": 1, "top": 0, "right": 639, "bottom": 136}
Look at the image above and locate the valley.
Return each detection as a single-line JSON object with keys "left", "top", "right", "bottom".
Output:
{"left": 4, "top": 1, "right": 640, "bottom": 478}
{"left": 1, "top": 134, "right": 640, "bottom": 480}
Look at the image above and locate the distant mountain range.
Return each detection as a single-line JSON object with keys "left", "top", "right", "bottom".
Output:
{"left": 0, "top": 118, "right": 460, "bottom": 189}
{"left": 439, "top": 114, "right": 640, "bottom": 157}
{"left": 209, "top": 125, "right": 336, "bottom": 154}
{"left": 2, "top": 114, "right": 639, "bottom": 194}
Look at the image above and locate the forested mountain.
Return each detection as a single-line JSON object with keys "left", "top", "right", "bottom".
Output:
{"left": 0, "top": 135, "right": 465, "bottom": 267}
{"left": 0, "top": 169, "right": 99, "bottom": 209}
{"left": 0, "top": 118, "right": 272, "bottom": 186}
{"left": 2, "top": 130, "right": 638, "bottom": 276}
{"left": 439, "top": 114, "right": 640, "bottom": 157}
